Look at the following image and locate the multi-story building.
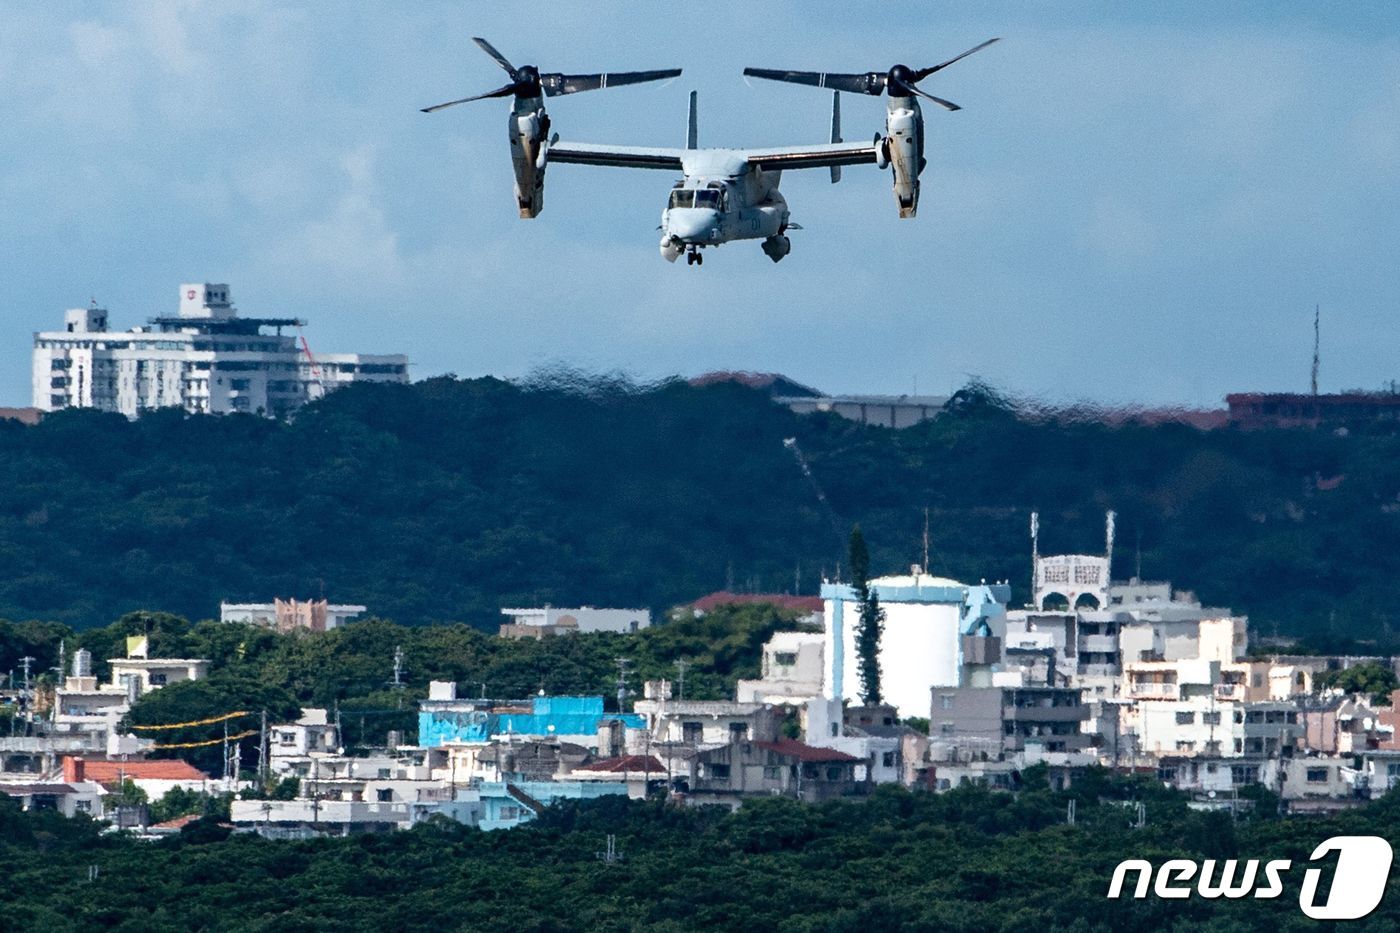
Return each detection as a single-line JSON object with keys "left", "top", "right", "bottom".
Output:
{"left": 930, "top": 685, "right": 1091, "bottom": 762}
{"left": 221, "top": 599, "right": 367, "bottom": 632}
{"left": 33, "top": 283, "right": 407, "bottom": 419}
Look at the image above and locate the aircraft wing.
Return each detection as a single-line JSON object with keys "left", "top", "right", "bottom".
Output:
{"left": 744, "top": 141, "right": 880, "bottom": 171}
{"left": 548, "top": 142, "right": 686, "bottom": 170}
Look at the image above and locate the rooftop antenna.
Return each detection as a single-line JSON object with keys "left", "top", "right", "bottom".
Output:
{"left": 1311, "top": 305, "right": 1320, "bottom": 396}
{"left": 1135, "top": 527, "right": 1143, "bottom": 582}
{"left": 1029, "top": 512, "right": 1040, "bottom": 608}
{"left": 1105, "top": 510, "right": 1116, "bottom": 578}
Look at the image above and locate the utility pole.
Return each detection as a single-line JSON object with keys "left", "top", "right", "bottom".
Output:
{"left": 614, "top": 658, "right": 632, "bottom": 713}
{"left": 258, "top": 709, "right": 269, "bottom": 788}
{"left": 1311, "top": 305, "right": 1320, "bottom": 396}
{"left": 674, "top": 659, "right": 688, "bottom": 703}
{"left": 392, "top": 645, "right": 404, "bottom": 688}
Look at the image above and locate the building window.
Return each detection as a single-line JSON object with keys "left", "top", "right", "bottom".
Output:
{"left": 500, "top": 806, "right": 518, "bottom": 820}
{"left": 708, "top": 763, "right": 731, "bottom": 780}
{"left": 75, "top": 800, "right": 92, "bottom": 813}
{"left": 1175, "top": 711, "right": 1195, "bottom": 725}
{"left": 682, "top": 722, "right": 703, "bottom": 743}
{"left": 1231, "top": 765, "right": 1259, "bottom": 785}
{"left": 377, "top": 788, "right": 393, "bottom": 802}
{"left": 763, "top": 766, "right": 781, "bottom": 780}
{"left": 881, "top": 752, "right": 896, "bottom": 768}
{"left": 940, "top": 722, "right": 954, "bottom": 735}
{"left": 774, "top": 652, "right": 797, "bottom": 667}
{"left": 1202, "top": 712, "right": 1221, "bottom": 726}
{"left": 1175, "top": 740, "right": 1194, "bottom": 752}
{"left": 1306, "top": 768, "right": 1329, "bottom": 784}
{"left": 940, "top": 694, "right": 954, "bottom": 710}
{"left": 149, "top": 673, "right": 167, "bottom": 686}
{"left": 729, "top": 723, "right": 747, "bottom": 743}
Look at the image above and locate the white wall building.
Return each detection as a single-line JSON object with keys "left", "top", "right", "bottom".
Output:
{"left": 822, "top": 571, "right": 1011, "bottom": 720}
{"left": 33, "top": 283, "right": 407, "bottom": 419}
{"left": 498, "top": 606, "right": 650, "bottom": 637}
{"left": 736, "top": 632, "right": 825, "bottom": 704}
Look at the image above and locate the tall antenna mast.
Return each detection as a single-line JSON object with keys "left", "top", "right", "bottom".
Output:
{"left": 1311, "top": 305, "right": 1320, "bottom": 396}
{"left": 922, "top": 507, "right": 931, "bottom": 574}
{"left": 1029, "top": 512, "right": 1040, "bottom": 609}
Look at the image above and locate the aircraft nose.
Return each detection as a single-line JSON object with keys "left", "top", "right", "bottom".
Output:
{"left": 667, "top": 208, "right": 720, "bottom": 242}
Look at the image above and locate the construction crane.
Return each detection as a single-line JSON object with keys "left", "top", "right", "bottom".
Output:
{"left": 783, "top": 437, "right": 846, "bottom": 556}
{"left": 296, "top": 323, "right": 326, "bottom": 399}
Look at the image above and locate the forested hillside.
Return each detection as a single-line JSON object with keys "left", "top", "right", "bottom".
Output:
{"left": 3, "top": 375, "right": 1400, "bottom": 643}
{"left": 3, "top": 770, "right": 1398, "bottom": 931}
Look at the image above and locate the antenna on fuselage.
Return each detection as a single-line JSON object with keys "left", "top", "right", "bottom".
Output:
{"left": 686, "top": 90, "right": 698, "bottom": 149}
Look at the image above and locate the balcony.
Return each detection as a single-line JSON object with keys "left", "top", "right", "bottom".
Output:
{"left": 1080, "top": 635, "right": 1118, "bottom": 653}
{"left": 1127, "top": 681, "right": 1180, "bottom": 700}
{"left": 1215, "top": 683, "right": 1246, "bottom": 702}
{"left": 1003, "top": 704, "right": 1089, "bottom": 723}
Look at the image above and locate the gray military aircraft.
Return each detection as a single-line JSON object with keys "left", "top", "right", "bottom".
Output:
{"left": 743, "top": 38, "right": 1000, "bottom": 219}
{"left": 422, "top": 37, "right": 995, "bottom": 265}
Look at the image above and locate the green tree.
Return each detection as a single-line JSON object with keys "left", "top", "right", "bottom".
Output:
{"left": 1317, "top": 661, "right": 1399, "bottom": 703}
{"left": 849, "top": 525, "right": 884, "bottom": 705}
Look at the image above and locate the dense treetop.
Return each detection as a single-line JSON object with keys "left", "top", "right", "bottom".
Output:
{"left": 3, "top": 767, "right": 1398, "bottom": 931}
{"left": 3, "top": 375, "right": 1400, "bottom": 644}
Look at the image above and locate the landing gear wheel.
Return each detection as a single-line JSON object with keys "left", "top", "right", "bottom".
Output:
{"left": 696, "top": 252, "right": 703, "bottom": 266}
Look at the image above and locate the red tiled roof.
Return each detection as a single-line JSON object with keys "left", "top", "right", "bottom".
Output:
{"left": 577, "top": 755, "right": 665, "bottom": 774}
{"left": 754, "top": 740, "right": 860, "bottom": 763}
{"left": 150, "top": 814, "right": 202, "bottom": 830}
{"left": 692, "top": 591, "right": 824, "bottom": 613}
{"left": 77, "top": 758, "right": 210, "bottom": 784}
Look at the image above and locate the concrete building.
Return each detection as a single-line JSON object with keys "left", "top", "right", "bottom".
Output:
{"left": 735, "top": 632, "right": 825, "bottom": 704}
{"left": 930, "top": 685, "right": 1091, "bottom": 762}
{"left": 681, "top": 739, "right": 863, "bottom": 806}
{"left": 774, "top": 393, "right": 948, "bottom": 428}
{"left": 417, "top": 684, "right": 643, "bottom": 750}
{"left": 220, "top": 600, "right": 367, "bottom": 632}
{"left": 33, "top": 283, "right": 407, "bottom": 419}
{"left": 498, "top": 606, "right": 650, "bottom": 638}
{"left": 822, "top": 570, "right": 1010, "bottom": 719}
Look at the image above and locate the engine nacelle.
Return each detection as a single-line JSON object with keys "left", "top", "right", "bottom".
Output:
{"left": 508, "top": 99, "right": 549, "bottom": 218}
{"left": 761, "top": 234, "right": 791, "bottom": 263}
{"left": 884, "top": 102, "right": 922, "bottom": 218}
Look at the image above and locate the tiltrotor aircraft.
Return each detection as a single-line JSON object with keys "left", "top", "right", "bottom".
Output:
{"left": 422, "top": 37, "right": 997, "bottom": 265}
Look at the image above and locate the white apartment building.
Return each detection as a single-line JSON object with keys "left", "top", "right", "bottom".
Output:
{"left": 33, "top": 282, "right": 408, "bottom": 419}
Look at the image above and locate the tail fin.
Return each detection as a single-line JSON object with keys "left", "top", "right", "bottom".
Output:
{"left": 830, "top": 91, "right": 842, "bottom": 183}
{"left": 687, "top": 90, "right": 698, "bottom": 149}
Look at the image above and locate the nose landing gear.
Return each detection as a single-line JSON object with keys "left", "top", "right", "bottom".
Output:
{"left": 685, "top": 247, "right": 704, "bottom": 266}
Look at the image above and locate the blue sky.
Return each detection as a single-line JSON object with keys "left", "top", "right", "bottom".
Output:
{"left": 3, "top": 2, "right": 1399, "bottom": 407}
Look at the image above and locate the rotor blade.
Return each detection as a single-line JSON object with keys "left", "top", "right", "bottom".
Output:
{"left": 420, "top": 83, "right": 517, "bottom": 113}
{"left": 742, "top": 68, "right": 885, "bottom": 96}
{"left": 472, "top": 37, "right": 517, "bottom": 76}
{"left": 913, "top": 37, "right": 1000, "bottom": 81}
{"left": 540, "top": 69, "right": 682, "bottom": 96}
{"left": 891, "top": 78, "right": 960, "bottom": 111}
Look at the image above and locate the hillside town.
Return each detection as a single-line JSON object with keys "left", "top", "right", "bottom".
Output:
{"left": 3, "top": 513, "right": 1398, "bottom": 838}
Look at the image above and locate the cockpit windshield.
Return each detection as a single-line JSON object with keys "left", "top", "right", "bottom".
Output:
{"left": 668, "top": 188, "right": 725, "bottom": 211}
